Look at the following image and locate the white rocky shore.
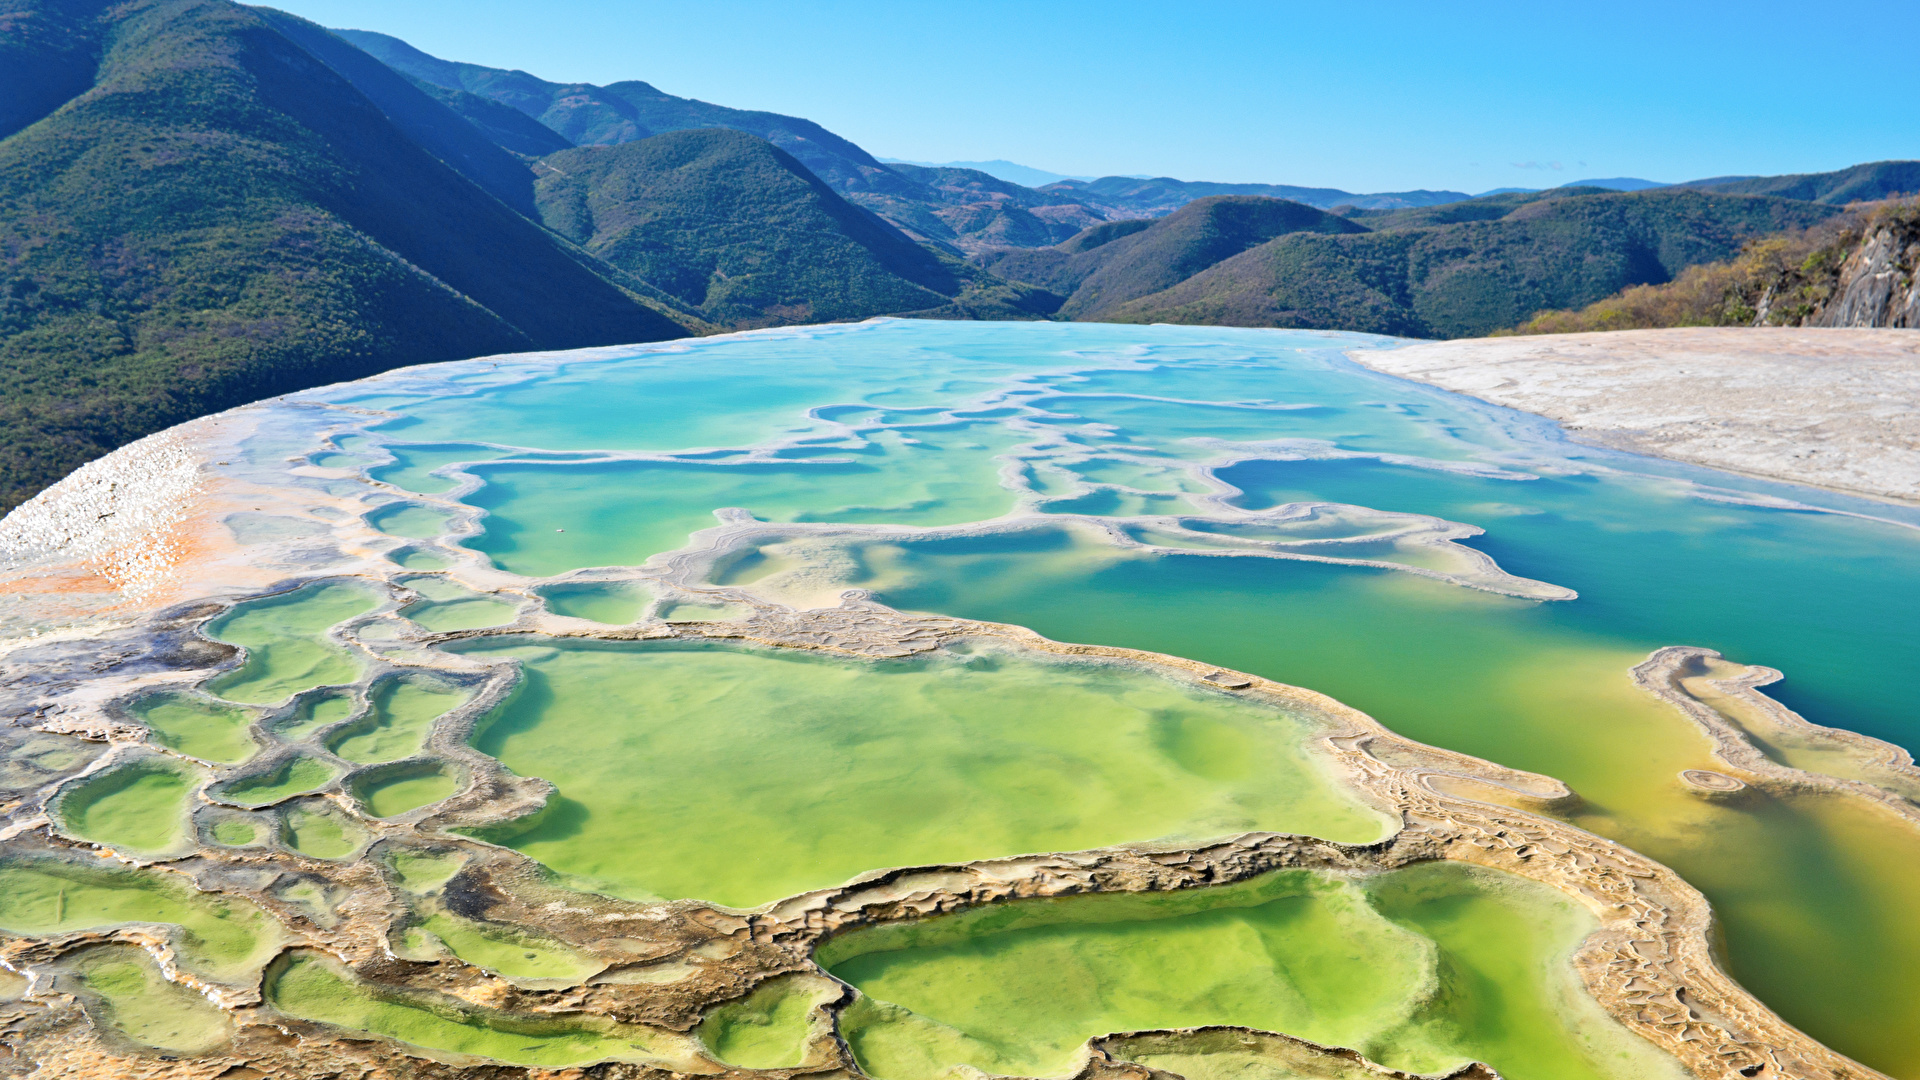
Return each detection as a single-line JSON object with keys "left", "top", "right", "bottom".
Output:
{"left": 1348, "top": 327, "right": 1920, "bottom": 505}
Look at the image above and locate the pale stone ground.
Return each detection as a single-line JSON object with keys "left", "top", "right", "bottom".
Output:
{"left": 1348, "top": 327, "right": 1920, "bottom": 504}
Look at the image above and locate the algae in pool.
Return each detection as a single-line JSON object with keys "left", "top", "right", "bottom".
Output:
{"left": 824, "top": 864, "right": 1683, "bottom": 1080}
{"left": 273, "top": 690, "right": 357, "bottom": 741}
{"left": 205, "top": 582, "right": 381, "bottom": 704}
{"left": 54, "top": 757, "right": 203, "bottom": 855}
{"left": 0, "top": 859, "right": 282, "bottom": 981}
{"left": 282, "top": 800, "right": 368, "bottom": 859}
{"left": 328, "top": 675, "right": 468, "bottom": 764}
{"left": 400, "top": 576, "right": 519, "bottom": 631}
{"left": 874, "top": 469, "right": 1920, "bottom": 1075}
{"left": 385, "top": 849, "right": 465, "bottom": 893}
{"left": 215, "top": 754, "right": 340, "bottom": 805}
{"left": 403, "top": 912, "right": 600, "bottom": 981}
{"left": 699, "top": 974, "right": 834, "bottom": 1068}
{"left": 265, "top": 952, "right": 680, "bottom": 1067}
{"left": 658, "top": 601, "right": 750, "bottom": 622}
{"left": 209, "top": 815, "right": 266, "bottom": 847}
{"left": 69, "top": 946, "right": 232, "bottom": 1053}
{"left": 449, "top": 639, "right": 1391, "bottom": 907}
{"left": 128, "top": 692, "right": 258, "bottom": 764}
{"left": 355, "top": 765, "right": 460, "bottom": 817}
{"left": 538, "top": 581, "right": 649, "bottom": 624}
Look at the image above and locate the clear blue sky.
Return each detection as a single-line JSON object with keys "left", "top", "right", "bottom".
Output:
{"left": 268, "top": 0, "right": 1919, "bottom": 194}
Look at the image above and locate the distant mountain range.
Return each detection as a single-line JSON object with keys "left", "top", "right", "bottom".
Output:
{"left": 1084, "top": 189, "right": 1836, "bottom": 337}
{"left": 2, "top": 0, "right": 1915, "bottom": 509}
{"left": 880, "top": 159, "right": 1100, "bottom": 187}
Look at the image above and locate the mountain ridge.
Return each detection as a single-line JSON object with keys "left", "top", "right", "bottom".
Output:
{"left": 0, "top": 0, "right": 694, "bottom": 509}
{"left": 1090, "top": 190, "right": 1840, "bottom": 338}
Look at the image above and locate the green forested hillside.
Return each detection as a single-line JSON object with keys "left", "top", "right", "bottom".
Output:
{"left": 252, "top": 8, "right": 545, "bottom": 214}
{"left": 861, "top": 164, "right": 1107, "bottom": 249}
{"left": 329, "top": 31, "right": 1123, "bottom": 250}
{"left": 1095, "top": 190, "right": 1839, "bottom": 337}
{"left": 979, "top": 196, "right": 1366, "bottom": 317}
{"left": 0, "top": 0, "right": 686, "bottom": 510}
{"left": 535, "top": 130, "right": 969, "bottom": 327}
{"left": 337, "top": 29, "right": 918, "bottom": 198}
{"left": 414, "top": 81, "right": 574, "bottom": 157}
{"left": 1675, "top": 160, "right": 1920, "bottom": 205}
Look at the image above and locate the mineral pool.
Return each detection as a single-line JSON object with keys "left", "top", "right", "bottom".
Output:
{"left": 7, "top": 320, "right": 1917, "bottom": 1077}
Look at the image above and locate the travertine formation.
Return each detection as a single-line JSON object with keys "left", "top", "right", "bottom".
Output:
{"left": 0, "top": 581, "right": 1900, "bottom": 1080}
{"left": 1634, "top": 647, "right": 1920, "bottom": 826}
{"left": 1346, "top": 328, "right": 1920, "bottom": 504}
{"left": 0, "top": 340, "right": 1913, "bottom": 1080}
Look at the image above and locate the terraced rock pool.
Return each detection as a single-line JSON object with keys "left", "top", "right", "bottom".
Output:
{"left": 0, "top": 320, "right": 1916, "bottom": 1079}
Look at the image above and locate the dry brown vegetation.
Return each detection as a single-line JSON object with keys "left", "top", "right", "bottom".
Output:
{"left": 1505, "top": 197, "right": 1920, "bottom": 334}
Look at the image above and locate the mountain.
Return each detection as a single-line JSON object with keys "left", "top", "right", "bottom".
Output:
{"left": 1047, "top": 176, "right": 1474, "bottom": 215}
{"left": 0, "top": 0, "right": 696, "bottom": 511}
{"left": 1079, "top": 190, "right": 1839, "bottom": 338}
{"left": 1337, "top": 186, "right": 1619, "bottom": 228}
{"left": 335, "top": 29, "right": 920, "bottom": 198}
{"left": 1511, "top": 197, "right": 1920, "bottom": 333}
{"left": 535, "top": 129, "right": 1006, "bottom": 327}
{"left": 865, "top": 164, "right": 1108, "bottom": 250}
{"left": 881, "top": 158, "right": 1098, "bottom": 187}
{"left": 333, "top": 30, "right": 1127, "bottom": 251}
{"left": 408, "top": 82, "right": 574, "bottom": 158}
{"left": 251, "top": 8, "right": 548, "bottom": 215}
{"left": 1559, "top": 177, "right": 1668, "bottom": 191}
{"left": 978, "top": 196, "right": 1366, "bottom": 318}
{"left": 1672, "top": 160, "right": 1920, "bottom": 205}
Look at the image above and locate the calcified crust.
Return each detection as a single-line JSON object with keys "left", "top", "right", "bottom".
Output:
{"left": 0, "top": 586, "right": 1890, "bottom": 1080}
{"left": 1082, "top": 1028, "right": 1499, "bottom": 1080}
{"left": 1344, "top": 328, "right": 1920, "bottom": 506}
{"left": 1633, "top": 647, "right": 1920, "bottom": 827}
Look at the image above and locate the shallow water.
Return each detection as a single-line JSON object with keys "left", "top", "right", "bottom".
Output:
{"left": 215, "top": 755, "right": 340, "bottom": 806}
{"left": 272, "top": 690, "right": 357, "bottom": 740}
{"left": 328, "top": 675, "right": 468, "bottom": 765}
{"left": 824, "top": 863, "right": 1681, "bottom": 1080}
{"left": 282, "top": 800, "right": 368, "bottom": 859}
{"left": 129, "top": 693, "right": 259, "bottom": 765}
{"left": 864, "top": 532, "right": 1920, "bottom": 1072}
{"left": 205, "top": 582, "right": 381, "bottom": 704}
{"left": 68, "top": 946, "right": 233, "bottom": 1053}
{"left": 355, "top": 765, "right": 459, "bottom": 818}
{"left": 536, "top": 581, "right": 650, "bottom": 624}
{"left": 54, "top": 758, "right": 203, "bottom": 855}
{"left": 0, "top": 859, "right": 282, "bottom": 981}
{"left": 449, "top": 639, "right": 1392, "bottom": 907}
{"left": 699, "top": 974, "right": 832, "bottom": 1068}
{"left": 399, "top": 577, "right": 519, "bottom": 631}
{"left": 403, "top": 912, "right": 600, "bottom": 981}
{"left": 265, "top": 953, "right": 673, "bottom": 1067}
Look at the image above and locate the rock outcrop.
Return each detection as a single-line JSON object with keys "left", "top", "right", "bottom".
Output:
{"left": 1808, "top": 205, "right": 1920, "bottom": 327}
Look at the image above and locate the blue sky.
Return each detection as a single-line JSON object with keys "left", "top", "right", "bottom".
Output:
{"left": 270, "top": 0, "right": 1919, "bottom": 194}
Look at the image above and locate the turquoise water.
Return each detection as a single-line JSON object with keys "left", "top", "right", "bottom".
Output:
{"left": 299, "top": 320, "right": 1920, "bottom": 1075}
